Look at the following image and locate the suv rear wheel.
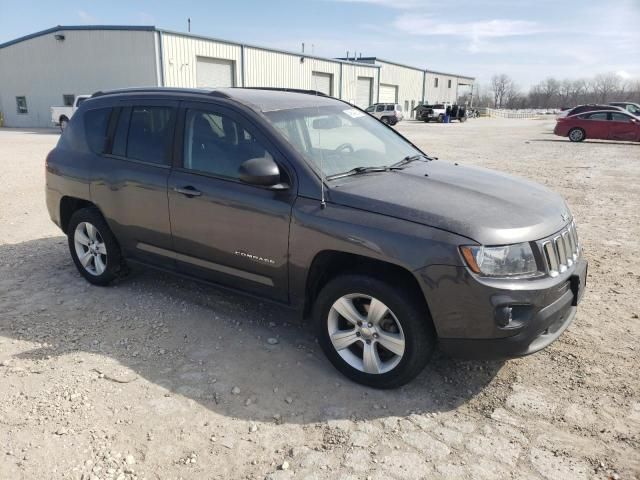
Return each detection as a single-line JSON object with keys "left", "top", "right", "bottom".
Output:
{"left": 381, "top": 117, "right": 390, "bottom": 125}
{"left": 315, "top": 274, "right": 435, "bottom": 388}
{"left": 67, "top": 207, "right": 125, "bottom": 286}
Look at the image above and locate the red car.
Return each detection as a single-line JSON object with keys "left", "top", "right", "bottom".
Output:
{"left": 554, "top": 110, "right": 640, "bottom": 142}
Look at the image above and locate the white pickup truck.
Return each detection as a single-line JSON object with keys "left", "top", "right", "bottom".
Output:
{"left": 50, "top": 95, "right": 90, "bottom": 130}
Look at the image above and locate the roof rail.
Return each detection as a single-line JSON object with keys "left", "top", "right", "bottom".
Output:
{"left": 238, "top": 87, "right": 328, "bottom": 97}
{"left": 91, "top": 87, "right": 230, "bottom": 98}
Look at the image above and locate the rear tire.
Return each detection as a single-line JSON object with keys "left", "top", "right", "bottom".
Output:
{"left": 314, "top": 274, "right": 436, "bottom": 389}
{"left": 381, "top": 117, "right": 390, "bottom": 125}
{"left": 67, "top": 207, "right": 125, "bottom": 286}
{"left": 568, "top": 128, "right": 585, "bottom": 142}
{"left": 437, "top": 114, "right": 444, "bottom": 123}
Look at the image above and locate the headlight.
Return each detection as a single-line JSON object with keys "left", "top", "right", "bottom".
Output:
{"left": 460, "top": 243, "right": 538, "bottom": 277}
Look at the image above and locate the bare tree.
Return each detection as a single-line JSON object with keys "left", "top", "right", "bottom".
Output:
{"left": 591, "top": 73, "right": 621, "bottom": 103}
{"left": 490, "top": 74, "right": 513, "bottom": 108}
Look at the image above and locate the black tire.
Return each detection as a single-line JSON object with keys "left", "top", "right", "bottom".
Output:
{"left": 314, "top": 274, "right": 436, "bottom": 389}
{"left": 568, "top": 128, "right": 585, "bottom": 142}
{"left": 390, "top": 119, "right": 398, "bottom": 126}
{"left": 381, "top": 117, "right": 390, "bottom": 125}
{"left": 59, "top": 117, "right": 69, "bottom": 132}
{"left": 67, "top": 207, "right": 125, "bottom": 286}
{"left": 459, "top": 116, "right": 467, "bottom": 122}
{"left": 437, "top": 114, "right": 445, "bottom": 123}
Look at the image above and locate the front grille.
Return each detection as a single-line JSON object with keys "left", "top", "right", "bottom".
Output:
{"left": 540, "top": 222, "right": 580, "bottom": 277}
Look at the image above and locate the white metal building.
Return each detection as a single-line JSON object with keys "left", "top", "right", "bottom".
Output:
{"left": 343, "top": 57, "right": 475, "bottom": 118}
{"left": 0, "top": 26, "right": 472, "bottom": 128}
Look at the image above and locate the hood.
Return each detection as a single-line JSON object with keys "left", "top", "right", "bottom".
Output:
{"left": 328, "top": 161, "right": 570, "bottom": 245}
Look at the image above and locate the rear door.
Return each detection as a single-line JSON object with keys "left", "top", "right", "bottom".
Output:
{"left": 90, "top": 100, "right": 178, "bottom": 267}
{"left": 609, "top": 112, "right": 639, "bottom": 141}
{"left": 167, "top": 101, "right": 295, "bottom": 301}
{"left": 583, "top": 112, "right": 609, "bottom": 139}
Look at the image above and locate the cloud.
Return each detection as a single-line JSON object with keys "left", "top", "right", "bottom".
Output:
{"left": 616, "top": 70, "right": 631, "bottom": 80}
{"left": 394, "top": 15, "right": 543, "bottom": 38}
{"left": 331, "top": 0, "right": 423, "bottom": 8}
{"left": 77, "top": 10, "right": 97, "bottom": 23}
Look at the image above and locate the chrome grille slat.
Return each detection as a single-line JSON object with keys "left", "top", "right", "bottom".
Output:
{"left": 540, "top": 223, "right": 580, "bottom": 276}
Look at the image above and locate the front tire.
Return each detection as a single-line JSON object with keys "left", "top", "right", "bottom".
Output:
{"left": 67, "top": 207, "right": 125, "bottom": 286}
{"left": 568, "top": 128, "right": 585, "bottom": 142}
{"left": 314, "top": 274, "right": 436, "bottom": 388}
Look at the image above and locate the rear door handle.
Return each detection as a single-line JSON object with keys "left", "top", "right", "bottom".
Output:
{"left": 174, "top": 186, "right": 202, "bottom": 197}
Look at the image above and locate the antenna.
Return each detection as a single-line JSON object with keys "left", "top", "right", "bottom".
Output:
{"left": 188, "top": 18, "right": 191, "bottom": 32}
{"left": 312, "top": 57, "right": 327, "bottom": 209}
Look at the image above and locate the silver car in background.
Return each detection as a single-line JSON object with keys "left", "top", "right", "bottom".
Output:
{"left": 365, "top": 103, "right": 404, "bottom": 125}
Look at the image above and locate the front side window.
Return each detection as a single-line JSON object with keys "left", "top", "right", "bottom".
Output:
{"left": 264, "top": 105, "right": 421, "bottom": 178}
{"left": 586, "top": 112, "right": 608, "bottom": 121}
{"left": 126, "top": 106, "right": 176, "bottom": 164}
{"left": 183, "top": 109, "right": 271, "bottom": 179}
{"left": 84, "top": 108, "right": 112, "bottom": 154}
{"left": 611, "top": 112, "right": 632, "bottom": 123}
{"left": 365, "top": 106, "right": 375, "bottom": 113}
{"left": 16, "top": 96, "right": 28, "bottom": 114}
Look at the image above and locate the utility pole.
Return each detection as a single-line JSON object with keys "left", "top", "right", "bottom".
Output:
{"left": 188, "top": 18, "right": 191, "bottom": 33}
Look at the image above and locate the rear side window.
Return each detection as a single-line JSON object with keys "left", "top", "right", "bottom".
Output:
{"left": 385, "top": 105, "right": 394, "bottom": 111}
{"left": 84, "top": 108, "right": 112, "bottom": 154}
{"left": 126, "top": 106, "right": 176, "bottom": 164}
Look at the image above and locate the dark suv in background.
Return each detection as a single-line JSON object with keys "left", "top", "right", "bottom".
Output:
{"left": 46, "top": 88, "right": 587, "bottom": 388}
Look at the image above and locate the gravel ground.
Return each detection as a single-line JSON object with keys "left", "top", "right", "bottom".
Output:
{"left": 0, "top": 118, "right": 638, "bottom": 480}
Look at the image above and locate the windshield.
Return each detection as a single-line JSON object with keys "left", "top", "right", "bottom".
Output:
{"left": 263, "top": 105, "right": 421, "bottom": 178}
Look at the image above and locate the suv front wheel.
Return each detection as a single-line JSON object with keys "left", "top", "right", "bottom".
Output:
{"left": 67, "top": 207, "right": 125, "bottom": 286}
{"left": 315, "top": 274, "right": 435, "bottom": 388}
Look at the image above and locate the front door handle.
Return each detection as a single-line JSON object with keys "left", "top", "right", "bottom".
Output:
{"left": 174, "top": 186, "right": 202, "bottom": 197}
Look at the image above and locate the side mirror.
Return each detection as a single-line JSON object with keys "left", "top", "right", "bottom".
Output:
{"left": 239, "top": 156, "right": 283, "bottom": 187}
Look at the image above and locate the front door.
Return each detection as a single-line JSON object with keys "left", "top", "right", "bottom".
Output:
{"left": 167, "top": 102, "right": 295, "bottom": 301}
{"left": 609, "top": 112, "right": 639, "bottom": 141}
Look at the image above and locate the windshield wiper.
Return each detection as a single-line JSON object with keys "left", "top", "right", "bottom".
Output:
{"left": 390, "top": 153, "right": 430, "bottom": 169}
{"left": 326, "top": 166, "right": 392, "bottom": 180}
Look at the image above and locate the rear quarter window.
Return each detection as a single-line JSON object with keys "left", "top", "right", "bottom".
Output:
{"left": 83, "top": 108, "right": 112, "bottom": 154}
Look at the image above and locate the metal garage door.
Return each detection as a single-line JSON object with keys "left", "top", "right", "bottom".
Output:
{"left": 356, "top": 77, "right": 373, "bottom": 108}
{"left": 379, "top": 84, "right": 398, "bottom": 103}
{"left": 312, "top": 71, "right": 333, "bottom": 96}
{"left": 196, "top": 57, "right": 235, "bottom": 88}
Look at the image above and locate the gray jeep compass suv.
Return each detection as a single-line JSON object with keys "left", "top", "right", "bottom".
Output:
{"left": 45, "top": 87, "right": 587, "bottom": 388}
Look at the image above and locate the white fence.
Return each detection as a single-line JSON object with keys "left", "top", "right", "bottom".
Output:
{"left": 482, "top": 108, "right": 560, "bottom": 119}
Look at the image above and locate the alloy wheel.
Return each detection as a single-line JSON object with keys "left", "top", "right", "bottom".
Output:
{"left": 327, "top": 294, "right": 405, "bottom": 374}
{"left": 73, "top": 221, "right": 107, "bottom": 276}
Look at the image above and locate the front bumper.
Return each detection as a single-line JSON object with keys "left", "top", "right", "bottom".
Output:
{"left": 419, "top": 258, "right": 587, "bottom": 359}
